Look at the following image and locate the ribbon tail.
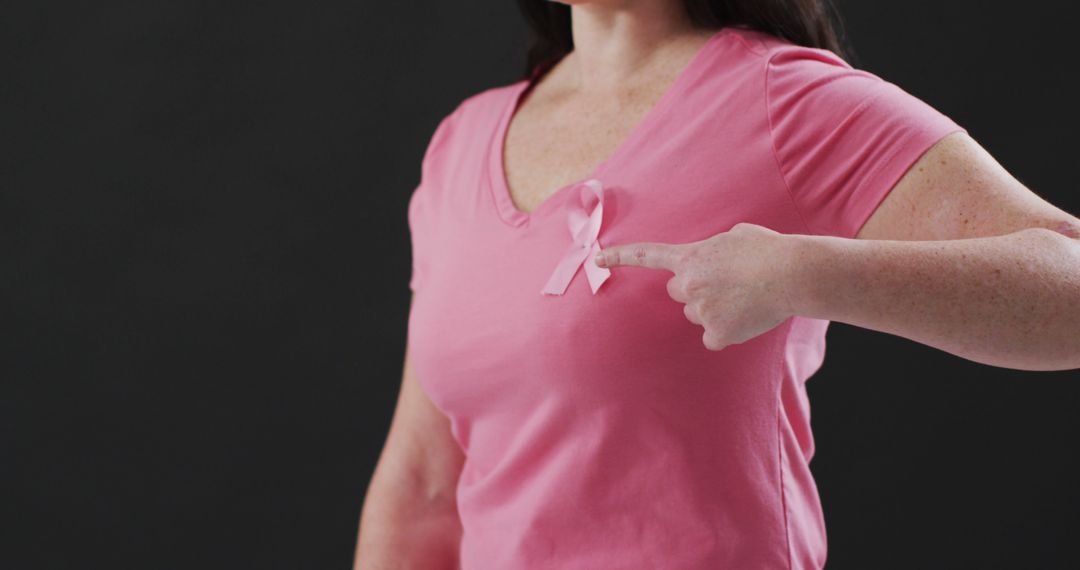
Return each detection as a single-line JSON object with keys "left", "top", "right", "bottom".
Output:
{"left": 583, "top": 241, "right": 611, "bottom": 294}
{"left": 541, "top": 245, "right": 592, "bottom": 296}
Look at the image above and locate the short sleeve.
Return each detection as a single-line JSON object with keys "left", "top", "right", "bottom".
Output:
{"left": 766, "top": 45, "right": 967, "bottom": 239}
{"left": 407, "top": 104, "right": 462, "bottom": 292}
{"left": 407, "top": 180, "right": 427, "bottom": 292}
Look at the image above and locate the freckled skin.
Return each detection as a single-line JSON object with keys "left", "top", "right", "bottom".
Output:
{"left": 502, "top": 28, "right": 719, "bottom": 215}
{"left": 599, "top": 131, "right": 1080, "bottom": 371}
{"left": 784, "top": 227, "right": 1080, "bottom": 371}
{"left": 858, "top": 132, "right": 1079, "bottom": 243}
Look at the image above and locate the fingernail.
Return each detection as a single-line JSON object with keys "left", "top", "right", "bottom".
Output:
{"left": 594, "top": 253, "right": 606, "bottom": 266}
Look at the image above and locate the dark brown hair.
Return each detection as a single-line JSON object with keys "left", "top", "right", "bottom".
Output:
{"left": 515, "top": 0, "right": 854, "bottom": 79}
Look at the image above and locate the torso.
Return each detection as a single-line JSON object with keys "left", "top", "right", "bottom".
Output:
{"left": 501, "top": 28, "right": 721, "bottom": 214}
{"left": 405, "top": 26, "right": 841, "bottom": 567}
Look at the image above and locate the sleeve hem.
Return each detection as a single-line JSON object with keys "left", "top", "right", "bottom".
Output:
{"left": 841, "top": 124, "right": 968, "bottom": 240}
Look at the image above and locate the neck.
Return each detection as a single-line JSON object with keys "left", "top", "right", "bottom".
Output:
{"left": 563, "top": 1, "right": 704, "bottom": 93}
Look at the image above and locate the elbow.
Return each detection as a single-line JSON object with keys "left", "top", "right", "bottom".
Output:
{"left": 1022, "top": 226, "right": 1080, "bottom": 269}
{"left": 1010, "top": 227, "right": 1080, "bottom": 371}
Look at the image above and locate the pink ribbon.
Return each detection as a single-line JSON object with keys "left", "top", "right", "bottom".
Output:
{"left": 541, "top": 178, "right": 611, "bottom": 296}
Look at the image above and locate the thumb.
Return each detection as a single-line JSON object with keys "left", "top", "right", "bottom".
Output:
{"left": 594, "top": 242, "right": 682, "bottom": 271}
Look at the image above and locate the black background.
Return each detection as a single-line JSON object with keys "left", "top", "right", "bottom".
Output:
{"left": 3, "top": 1, "right": 1078, "bottom": 569}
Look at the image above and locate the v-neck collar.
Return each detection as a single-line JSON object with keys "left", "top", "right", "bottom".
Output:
{"left": 485, "top": 26, "right": 733, "bottom": 229}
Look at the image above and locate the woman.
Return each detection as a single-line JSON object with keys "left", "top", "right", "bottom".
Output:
{"left": 356, "top": 0, "right": 1080, "bottom": 568}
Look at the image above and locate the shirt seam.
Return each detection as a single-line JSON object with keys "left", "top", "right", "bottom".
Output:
{"left": 763, "top": 49, "right": 816, "bottom": 237}
{"left": 766, "top": 50, "right": 898, "bottom": 239}
{"left": 776, "top": 318, "right": 796, "bottom": 570}
{"left": 726, "top": 26, "right": 769, "bottom": 57}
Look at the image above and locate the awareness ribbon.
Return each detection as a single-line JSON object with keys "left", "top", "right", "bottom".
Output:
{"left": 540, "top": 178, "right": 611, "bottom": 295}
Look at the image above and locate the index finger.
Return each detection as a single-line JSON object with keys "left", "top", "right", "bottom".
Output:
{"left": 594, "top": 242, "right": 682, "bottom": 271}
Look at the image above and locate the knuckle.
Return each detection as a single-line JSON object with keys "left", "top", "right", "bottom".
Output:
{"left": 732, "top": 221, "right": 757, "bottom": 234}
{"left": 696, "top": 297, "right": 716, "bottom": 320}
{"left": 682, "top": 274, "right": 704, "bottom": 296}
{"left": 674, "top": 244, "right": 697, "bottom": 266}
{"left": 683, "top": 303, "right": 697, "bottom": 323}
{"left": 666, "top": 276, "right": 685, "bottom": 300}
{"left": 702, "top": 329, "right": 725, "bottom": 351}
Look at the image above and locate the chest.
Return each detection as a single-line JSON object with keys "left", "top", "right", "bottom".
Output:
{"left": 501, "top": 81, "right": 674, "bottom": 215}
{"left": 409, "top": 98, "right": 806, "bottom": 413}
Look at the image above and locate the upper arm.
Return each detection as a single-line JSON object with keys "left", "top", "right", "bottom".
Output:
{"left": 856, "top": 130, "right": 1080, "bottom": 241}
{"left": 766, "top": 44, "right": 969, "bottom": 240}
{"left": 373, "top": 327, "right": 464, "bottom": 506}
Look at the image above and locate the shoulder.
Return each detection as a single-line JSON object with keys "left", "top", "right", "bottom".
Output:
{"left": 420, "top": 80, "right": 524, "bottom": 163}
{"left": 721, "top": 25, "right": 852, "bottom": 69}
{"left": 729, "top": 33, "right": 901, "bottom": 126}
{"left": 686, "top": 26, "right": 876, "bottom": 110}
{"left": 432, "top": 81, "right": 523, "bottom": 138}
{"left": 459, "top": 81, "right": 523, "bottom": 115}
{"left": 715, "top": 26, "right": 880, "bottom": 91}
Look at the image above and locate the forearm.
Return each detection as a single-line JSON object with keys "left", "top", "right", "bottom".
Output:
{"left": 354, "top": 473, "right": 462, "bottom": 570}
{"left": 786, "top": 227, "right": 1080, "bottom": 371}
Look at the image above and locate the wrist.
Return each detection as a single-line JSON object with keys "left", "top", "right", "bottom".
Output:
{"left": 778, "top": 232, "right": 843, "bottom": 320}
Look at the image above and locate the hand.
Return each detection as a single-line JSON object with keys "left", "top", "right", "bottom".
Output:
{"left": 594, "top": 222, "right": 802, "bottom": 351}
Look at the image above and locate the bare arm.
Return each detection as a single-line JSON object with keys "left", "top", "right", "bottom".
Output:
{"left": 785, "top": 132, "right": 1080, "bottom": 371}
{"left": 594, "top": 133, "right": 1080, "bottom": 369}
{"left": 354, "top": 293, "right": 465, "bottom": 569}
{"left": 787, "top": 226, "right": 1080, "bottom": 371}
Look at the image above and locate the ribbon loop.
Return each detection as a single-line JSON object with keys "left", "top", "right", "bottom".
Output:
{"left": 540, "top": 178, "right": 612, "bottom": 296}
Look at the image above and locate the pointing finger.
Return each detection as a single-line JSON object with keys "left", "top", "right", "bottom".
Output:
{"left": 594, "top": 242, "right": 682, "bottom": 271}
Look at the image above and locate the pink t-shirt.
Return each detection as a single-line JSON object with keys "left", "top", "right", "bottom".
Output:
{"left": 405, "top": 26, "right": 965, "bottom": 569}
